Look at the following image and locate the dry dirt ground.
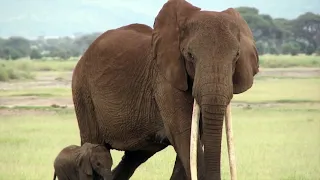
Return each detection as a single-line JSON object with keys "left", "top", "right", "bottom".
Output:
{"left": 0, "top": 68, "right": 319, "bottom": 116}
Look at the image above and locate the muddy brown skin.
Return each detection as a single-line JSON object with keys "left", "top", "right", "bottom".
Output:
{"left": 71, "top": 0, "right": 259, "bottom": 179}
{"left": 53, "top": 143, "right": 113, "bottom": 180}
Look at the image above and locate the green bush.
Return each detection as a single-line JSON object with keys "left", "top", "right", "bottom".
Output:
{"left": 315, "top": 47, "right": 320, "bottom": 56}
{"left": 269, "top": 46, "right": 280, "bottom": 55}
{"left": 30, "top": 49, "right": 42, "bottom": 59}
{"left": 281, "top": 42, "right": 301, "bottom": 56}
{"left": 304, "top": 45, "right": 316, "bottom": 55}
{"left": 0, "top": 58, "right": 77, "bottom": 72}
{"left": 255, "top": 41, "right": 266, "bottom": 55}
{"left": 0, "top": 61, "right": 34, "bottom": 81}
{"left": 0, "top": 65, "right": 9, "bottom": 81}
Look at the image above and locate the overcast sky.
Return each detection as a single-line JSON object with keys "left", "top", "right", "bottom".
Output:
{"left": 0, "top": 0, "right": 319, "bottom": 38}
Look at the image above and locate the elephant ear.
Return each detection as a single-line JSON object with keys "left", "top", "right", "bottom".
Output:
{"left": 223, "top": 8, "right": 260, "bottom": 94}
{"left": 75, "top": 143, "right": 93, "bottom": 176}
{"left": 152, "top": 0, "right": 201, "bottom": 91}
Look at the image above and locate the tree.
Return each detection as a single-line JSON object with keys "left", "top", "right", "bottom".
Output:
{"left": 237, "top": 6, "right": 293, "bottom": 53}
{"left": 291, "top": 12, "right": 320, "bottom": 54}
{"left": 0, "top": 9, "right": 318, "bottom": 57}
{"left": 236, "top": 7, "right": 259, "bottom": 15}
{"left": 255, "top": 41, "right": 266, "bottom": 55}
{"left": 0, "top": 47, "right": 23, "bottom": 60}
{"left": 5, "top": 37, "right": 30, "bottom": 58}
{"left": 304, "top": 45, "right": 316, "bottom": 55}
{"left": 281, "top": 42, "right": 301, "bottom": 55}
{"left": 315, "top": 47, "right": 320, "bottom": 56}
{"left": 30, "top": 49, "right": 42, "bottom": 59}
{"left": 10, "top": 49, "right": 22, "bottom": 60}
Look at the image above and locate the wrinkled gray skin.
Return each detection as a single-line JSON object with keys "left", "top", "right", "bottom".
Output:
{"left": 71, "top": 0, "right": 259, "bottom": 179}
{"left": 53, "top": 143, "right": 113, "bottom": 180}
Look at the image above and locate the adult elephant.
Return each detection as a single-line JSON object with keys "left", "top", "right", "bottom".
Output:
{"left": 71, "top": 0, "right": 259, "bottom": 179}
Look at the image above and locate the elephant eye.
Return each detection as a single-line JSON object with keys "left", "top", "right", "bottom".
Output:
{"left": 97, "top": 162, "right": 101, "bottom": 166}
{"left": 236, "top": 50, "right": 240, "bottom": 57}
{"left": 187, "top": 52, "right": 194, "bottom": 61}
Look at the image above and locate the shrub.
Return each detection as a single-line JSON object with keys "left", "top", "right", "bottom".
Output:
{"left": 0, "top": 65, "right": 9, "bottom": 81}
{"left": 30, "top": 49, "right": 42, "bottom": 59}
{"left": 0, "top": 61, "right": 34, "bottom": 81}
{"left": 256, "top": 41, "right": 266, "bottom": 55}
{"left": 281, "top": 42, "right": 301, "bottom": 56}
{"left": 315, "top": 47, "right": 320, "bottom": 56}
{"left": 304, "top": 45, "right": 316, "bottom": 55}
{"left": 269, "top": 46, "right": 280, "bottom": 55}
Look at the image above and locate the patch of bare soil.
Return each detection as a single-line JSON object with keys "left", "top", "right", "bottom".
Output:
{"left": 0, "top": 108, "right": 59, "bottom": 116}
{"left": 0, "top": 96, "right": 73, "bottom": 107}
{"left": 231, "top": 102, "right": 319, "bottom": 109}
{"left": 258, "top": 68, "right": 320, "bottom": 77}
{"left": 0, "top": 68, "right": 319, "bottom": 109}
{"left": 0, "top": 71, "right": 72, "bottom": 91}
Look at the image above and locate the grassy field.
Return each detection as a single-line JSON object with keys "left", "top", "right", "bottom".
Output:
{"left": 0, "top": 87, "right": 71, "bottom": 98}
{"left": 0, "top": 54, "right": 320, "bottom": 82}
{"left": 0, "top": 104, "right": 319, "bottom": 180}
{"left": 233, "top": 77, "right": 320, "bottom": 103}
{"left": 1, "top": 77, "right": 319, "bottom": 103}
{"left": 0, "top": 55, "right": 319, "bottom": 180}
{"left": 0, "top": 58, "right": 76, "bottom": 81}
{"left": 259, "top": 54, "right": 320, "bottom": 68}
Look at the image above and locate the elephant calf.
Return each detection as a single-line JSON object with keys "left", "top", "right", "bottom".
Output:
{"left": 53, "top": 142, "right": 113, "bottom": 180}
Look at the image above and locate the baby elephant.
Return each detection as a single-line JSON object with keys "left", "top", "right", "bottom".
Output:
{"left": 53, "top": 142, "right": 113, "bottom": 180}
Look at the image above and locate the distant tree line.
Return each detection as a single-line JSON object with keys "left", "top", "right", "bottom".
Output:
{"left": 0, "top": 33, "right": 101, "bottom": 60}
{"left": 237, "top": 7, "right": 320, "bottom": 55}
{"left": 0, "top": 7, "right": 319, "bottom": 60}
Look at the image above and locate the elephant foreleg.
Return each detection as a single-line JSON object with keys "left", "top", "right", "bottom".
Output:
{"left": 170, "top": 156, "right": 187, "bottom": 180}
{"left": 155, "top": 81, "right": 205, "bottom": 180}
{"left": 111, "top": 147, "right": 165, "bottom": 180}
{"left": 170, "top": 153, "right": 204, "bottom": 180}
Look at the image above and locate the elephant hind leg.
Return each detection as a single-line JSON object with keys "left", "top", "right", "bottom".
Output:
{"left": 111, "top": 147, "right": 166, "bottom": 180}
{"left": 73, "top": 85, "right": 101, "bottom": 145}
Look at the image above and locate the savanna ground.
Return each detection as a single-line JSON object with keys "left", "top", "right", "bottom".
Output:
{"left": 0, "top": 54, "right": 319, "bottom": 180}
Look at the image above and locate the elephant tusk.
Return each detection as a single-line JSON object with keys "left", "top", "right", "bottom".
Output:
{"left": 190, "top": 99, "right": 200, "bottom": 180}
{"left": 225, "top": 103, "right": 237, "bottom": 180}
{"left": 190, "top": 101, "right": 237, "bottom": 180}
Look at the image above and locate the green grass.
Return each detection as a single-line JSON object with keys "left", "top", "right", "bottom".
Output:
{"left": 259, "top": 54, "right": 320, "bottom": 68}
{"left": 0, "top": 54, "right": 319, "bottom": 75}
{"left": 0, "top": 105, "right": 73, "bottom": 112}
{"left": 1, "top": 77, "right": 318, "bottom": 105}
{"left": 0, "top": 61, "right": 34, "bottom": 81}
{"left": 0, "top": 56, "right": 320, "bottom": 179}
{"left": 0, "top": 105, "right": 319, "bottom": 180}
{"left": 0, "top": 87, "right": 71, "bottom": 97}
{"left": 223, "top": 106, "right": 320, "bottom": 180}
{"left": 233, "top": 78, "right": 320, "bottom": 103}
{"left": 0, "top": 58, "right": 77, "bottom": 72}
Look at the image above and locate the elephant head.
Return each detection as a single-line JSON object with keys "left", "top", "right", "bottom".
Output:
{"left": 75, "top": 143, "right": 113, "bottom": 180}
{"left": 152, "top": 0, "right": 259, "bottom": 178}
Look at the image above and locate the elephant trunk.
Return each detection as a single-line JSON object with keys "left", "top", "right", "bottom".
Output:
{"left": 193, "top": 63, "right": 233, "bottom": 179}
{"left": 99, "top": 170, "right": 112, "bottom": 180}
{"left": 201, "top": 100, "right": 226, "bottom": 179}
